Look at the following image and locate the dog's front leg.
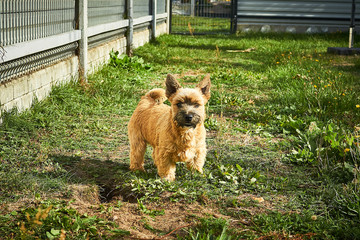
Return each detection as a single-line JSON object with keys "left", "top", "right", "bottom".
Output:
{"left": 158, "top": 162, "right": 176, "bottom": 181}
{"left": 189, "top": 147, "right": 206, "bottom": 173}
{"left": 155, "top": 151, "right": 176, "bottom": 181}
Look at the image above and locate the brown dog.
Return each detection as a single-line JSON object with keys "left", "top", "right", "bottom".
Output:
{"left": 128, "top": 74, "right": 211, "bottom": 181}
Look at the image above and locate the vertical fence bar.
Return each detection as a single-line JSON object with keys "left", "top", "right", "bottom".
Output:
{"left": 190, "top": 0, "right": 194, "bottom": 17}
{"left": 6, "top": 0, "right": 10, "bottom": 45}
{"left": 152, "top": 0, "right": 156, "bottom": 39}
{"left": 7, "top": 0, "right": 10, "bottom": 44}
{"left": 18, "top": 0, "right": 21, "bottom": 43}
{"left": 14, "top": 0, "right": 17, "bottom": 44}
{"left": 44, "top": 0, "right": 46, "bottom": 37}
{"left": 60, "top": 0, "right": 63, "bottom": 33}
{"left": 41, "top": 0, "right": 44, "bottom": 39}
{"left": 29, "top": 0, "right": 32, "bottom": 41}
{"left": 26, "top": 0, "right": 29, "bottom": 42}
{"left": 0, "top": 1, "right": 3, "bottom": 46}
{"left": 36, "top": 0, "right": 39, "bottom": 39}
{"left": 22, "top": 0, "right": 25, "bottom": 42}
{"left": 47, "top": 0, "right": 50, "bottom": 36}
{"left": 38, "top": 0, "right": 40, "bottom": 38}
{"left": 3, "top": 0, "right": 5, "bottom": 45}
{"left": 0, "top": 1, "right": 2, "bottom": 46}
{"left": 15, "top": 0, "right": 18, "bottom": 44}
{"left": 126, "top": 0, "right": 133, "bottom": 56}
{"left": 166, "top": 0, "right": 170, "bottom": 34}
{"left": 7, "top": 0, "right": 10, "bottom": 45}
{"left": 49, "top": 0, "right": 52, "bottom": 36}
{"left": 38, "top": 0, "right": 41, "bottom": 38}
{"left": 55, "top": 0, "right": 58, "bottom": 35}
{"left": 52, "top": 0, "right": 55, "bottom": 35}
{"left": 8, "top": 0, "right": 11, "bottom": 45}
{"left": 20, "top": 0, "right": 24, "bottom": 43}
{"left": 62, "top": 0, "right": 65, "bottom": 33}
{"left": 78, "top": 0, "right": 88, "bottom": 81}
{"left": 30, "top": 0, "right": 33, "bottom": 41}
{"left": 11, "top": 0, "right": 15, "bottom": 45}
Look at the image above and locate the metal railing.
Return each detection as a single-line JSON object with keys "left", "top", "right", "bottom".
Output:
{"left": 1, "top": 0, "right": 74, "bottom": 46}
{"left": 0, "top": 0, "right": 168, "bottom": 83}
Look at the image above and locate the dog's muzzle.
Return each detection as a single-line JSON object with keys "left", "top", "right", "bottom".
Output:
{"left": 176, "top": 112, "right": 200, "bottom": 128}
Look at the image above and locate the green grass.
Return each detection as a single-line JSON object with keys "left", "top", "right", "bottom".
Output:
{"left": 1, "top": 32, "right": 360, "bottom": 239}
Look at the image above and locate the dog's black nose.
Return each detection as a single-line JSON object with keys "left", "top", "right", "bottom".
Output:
{"left": 185, "top": 114, "right": 193, "bottom": 122}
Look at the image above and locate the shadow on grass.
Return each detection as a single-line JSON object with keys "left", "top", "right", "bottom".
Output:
{"left": 51, "top": 154, "right": 149, "bottom": 203}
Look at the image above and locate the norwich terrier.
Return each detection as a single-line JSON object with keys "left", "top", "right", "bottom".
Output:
{"left": 128, "top": 74, "right": 211, "bottom": 181}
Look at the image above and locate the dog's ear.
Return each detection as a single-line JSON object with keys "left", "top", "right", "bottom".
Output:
{"left": 196, "top": 74, "right": 211, "bottom": 101}
{"left": 166, "top": 74, "right": 182, "bottom": 99}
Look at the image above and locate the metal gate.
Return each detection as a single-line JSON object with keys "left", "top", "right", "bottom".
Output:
{"left": 170, "top": 0, "right": 237, "bottom": 34}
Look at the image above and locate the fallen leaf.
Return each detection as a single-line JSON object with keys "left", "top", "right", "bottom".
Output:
{"left": 226, "top": 48, "right": 256, "bottom": 53}
{"left": 252, "top": 197, "right": 264, "bottom": 203}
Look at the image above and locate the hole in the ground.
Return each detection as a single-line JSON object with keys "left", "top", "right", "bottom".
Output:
{"left": 98, "top": 184, "right": 143, "bottom": 203}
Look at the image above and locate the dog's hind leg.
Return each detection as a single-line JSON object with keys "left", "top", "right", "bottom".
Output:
{"left": 129, "top": 135, "right": 147, "bottom": 172}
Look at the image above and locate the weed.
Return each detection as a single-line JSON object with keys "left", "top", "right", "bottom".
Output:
{"left": 0, "top": 201, "right": 129, "bottom": 239}
{"left": 109, "top": 50, "right": 152, "bottom": 71}
{"left": 253, "top": 210, "right": 325, "bottom": 239}
{"left": 184, "top": 217, "right": 231, "bottom": 240}
{"left": 138, "top": 199, "right": 165, "bottom": 217}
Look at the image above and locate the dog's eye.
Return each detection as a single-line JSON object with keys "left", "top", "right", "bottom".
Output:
{"left": 194, "top": 104, "right": 200, "bottom": 108}
{"left": 176, "top": 103, "right": 182, "bottom": 108}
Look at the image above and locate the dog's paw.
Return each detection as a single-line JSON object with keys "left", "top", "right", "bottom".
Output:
{"left": 186, "top": 162, "right": 203, "bottom": 174}
{"left": 160, "top": 171, "right": 176, "bottom": 182}
{"left": 162, "top": 175, "right": 175, "bottom": 182}
{"left": 129, "top": 165, "right": 145, "bottom": 172}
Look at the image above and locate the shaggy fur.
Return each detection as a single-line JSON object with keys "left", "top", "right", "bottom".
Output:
{"left": 128, "top": 74, "right": 211, "bottom": 181}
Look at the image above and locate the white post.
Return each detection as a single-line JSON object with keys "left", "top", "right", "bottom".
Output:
{"left": 79, "top": 0, "right": 88, "bottom": 81}
{"left": 166, "top": 0, "right": 170, "bottom": 34}
{"left": 349, "top": 27, "right": 354, "bottom": 49}
{"left": 152, "top": 0, "right": 157, "bottom": 39}
{"left": 191, "top": 0, "right": 195, "bottom": 16}
{"left": 127, "top": 0, "right": 134, "bottom": 56}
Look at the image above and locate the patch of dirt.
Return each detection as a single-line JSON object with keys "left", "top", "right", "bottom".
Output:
{"left": 69, "top": 184, "right": 101, "bottom": 205}
{"left": 65, "top": 179, "right": 294, "bottom": 239}
{"left": 69, "top": 191, "right": 231, "bottom": 239}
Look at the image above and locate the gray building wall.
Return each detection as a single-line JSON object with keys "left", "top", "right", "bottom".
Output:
{"left": 237, "top": 0, "right": 360, "bottom": 33}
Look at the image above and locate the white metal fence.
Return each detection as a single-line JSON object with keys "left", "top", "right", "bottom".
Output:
{"left": 0, "top": 0, "right": 168, "bottom": 83}
{"left": 1, "top": 0, "right": 74, "bottom": 46}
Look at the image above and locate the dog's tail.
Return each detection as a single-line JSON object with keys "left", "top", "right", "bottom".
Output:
{"left": 142, "top": 88, "right": 167, "bottom": 105}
